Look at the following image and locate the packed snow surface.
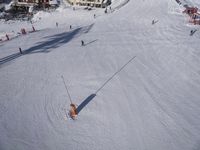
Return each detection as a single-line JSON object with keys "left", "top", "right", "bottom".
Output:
{"left": 1, "top": 0, "right": 200, "bottom": 150}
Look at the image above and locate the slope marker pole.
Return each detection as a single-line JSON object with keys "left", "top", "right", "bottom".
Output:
{"left": 95, "top": 55, "right": 136, "bottom": 95}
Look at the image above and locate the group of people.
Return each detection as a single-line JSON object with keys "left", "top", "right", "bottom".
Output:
{"left": 56, "top": 22, "right": 72, "bottom": 29}
{"left": 105, "top": 6, "right": 112, "bottom": 13}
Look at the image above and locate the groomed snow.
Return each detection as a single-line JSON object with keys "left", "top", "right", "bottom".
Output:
{"left": 1, "top": 0, "right": 200, "bottom": 150}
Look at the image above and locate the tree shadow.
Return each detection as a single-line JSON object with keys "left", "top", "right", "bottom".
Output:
{"left": 0, "top": 24, "right": 94, "bottom": 67}
{"left": 76, "top": 94, "right": 96, "bottom": 114}
{"left": 25, "top": 28, "right": 82, "bottom": 54}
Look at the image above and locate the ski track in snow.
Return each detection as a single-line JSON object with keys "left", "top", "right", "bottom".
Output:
{"left": 1, "top": 0, "right": 200, "bottom": 150}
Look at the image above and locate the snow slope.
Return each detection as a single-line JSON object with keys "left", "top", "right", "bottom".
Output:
{"left": 1, "top": 0, "right": 200, "bottom": 150}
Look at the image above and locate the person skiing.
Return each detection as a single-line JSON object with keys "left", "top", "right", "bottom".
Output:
{"left": 105, "top": 8, "right": 107, "bottom": 13}
{"left": 6, "top": 34, "right": 9, "bottom": 40}
{"left": 56, "top": 22, "right": 58, "bottom": 27}
{"left": 190, "top": 30, "right": 193, "bottom": 35}
{"left": 32, "top": 26, "right": 35, "bottom": 32}
{"left": 194, "top": 14, "right": 197, "bottom": 19}
{"left": 70, "top": 25, "right": 72, "bottom": 29}
{"left": 152, "top": 20, "right": 155, "bottom": 25}
{"left": 19, "top": 47, "right": 23, "bottom": 54}
{"left": 81, "top": 40, "right": 84, "bottom": 46}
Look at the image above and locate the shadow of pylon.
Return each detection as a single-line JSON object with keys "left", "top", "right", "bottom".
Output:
{"left": 75, "top": 55, "right": 137, "bottom": 115}
{"left": 76, "top": 94, "right": 96, "bottom": 114}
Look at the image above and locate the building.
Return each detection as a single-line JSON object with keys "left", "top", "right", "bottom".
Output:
{"left": 10, "top": 0, "right": 56, "bottom": 8}
{"left": 67, "top": 0, "right": 110, "bottom": 8}
{"left": 15, "top": 0, "right": 38, "bottom": 6}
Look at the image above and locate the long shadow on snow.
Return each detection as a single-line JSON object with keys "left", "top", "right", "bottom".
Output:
{"left": 84, "top": 39, "right": 98, "bottom": 46}
{"left": 25, "top": 28, "right": 81, "bottom": 54}
{"left": 0, "top": 24, "right": 94, "bottom": 67}
{"left": 76, "top": 94, "right": 96, "bottom": 114}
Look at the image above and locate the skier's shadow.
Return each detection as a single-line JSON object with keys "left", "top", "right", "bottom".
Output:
{"left": 76, "top": 94, "right": 96, "bottom": 114}
{"left": 84, "top": 39, "right": 98, "bottom": 46}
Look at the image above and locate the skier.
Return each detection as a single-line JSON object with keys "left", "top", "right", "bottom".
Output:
{"left": 6, "top": 34, "right": 9, "bottom": 40}
{"left": 19, "top": 47, "right": 23, "bottom": 54}
{"left": 94, "top": 14, "right": 96, "bottom": 18}
{"left": 70, "top": 25, "right": 72, "bottom": 29}
{"left": 190, "top": 30, "right": 193, "bottom": 35}
{"left": 81, "top": 40, "right": 85, "bottom": 46}
{"left": 105, "top": 8, "right": 107, "bottom": 13}
{"left": 32, "top": 26, "right": 36, "bottom": 32}
{"left": 152, "top": 20, "right": 155, "bottom": 25}
{"left": 194, "top": 14, "right": 197, "bottom": 19}
{"left": 56, "top": 22, "right": 58, "bottom": 27}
